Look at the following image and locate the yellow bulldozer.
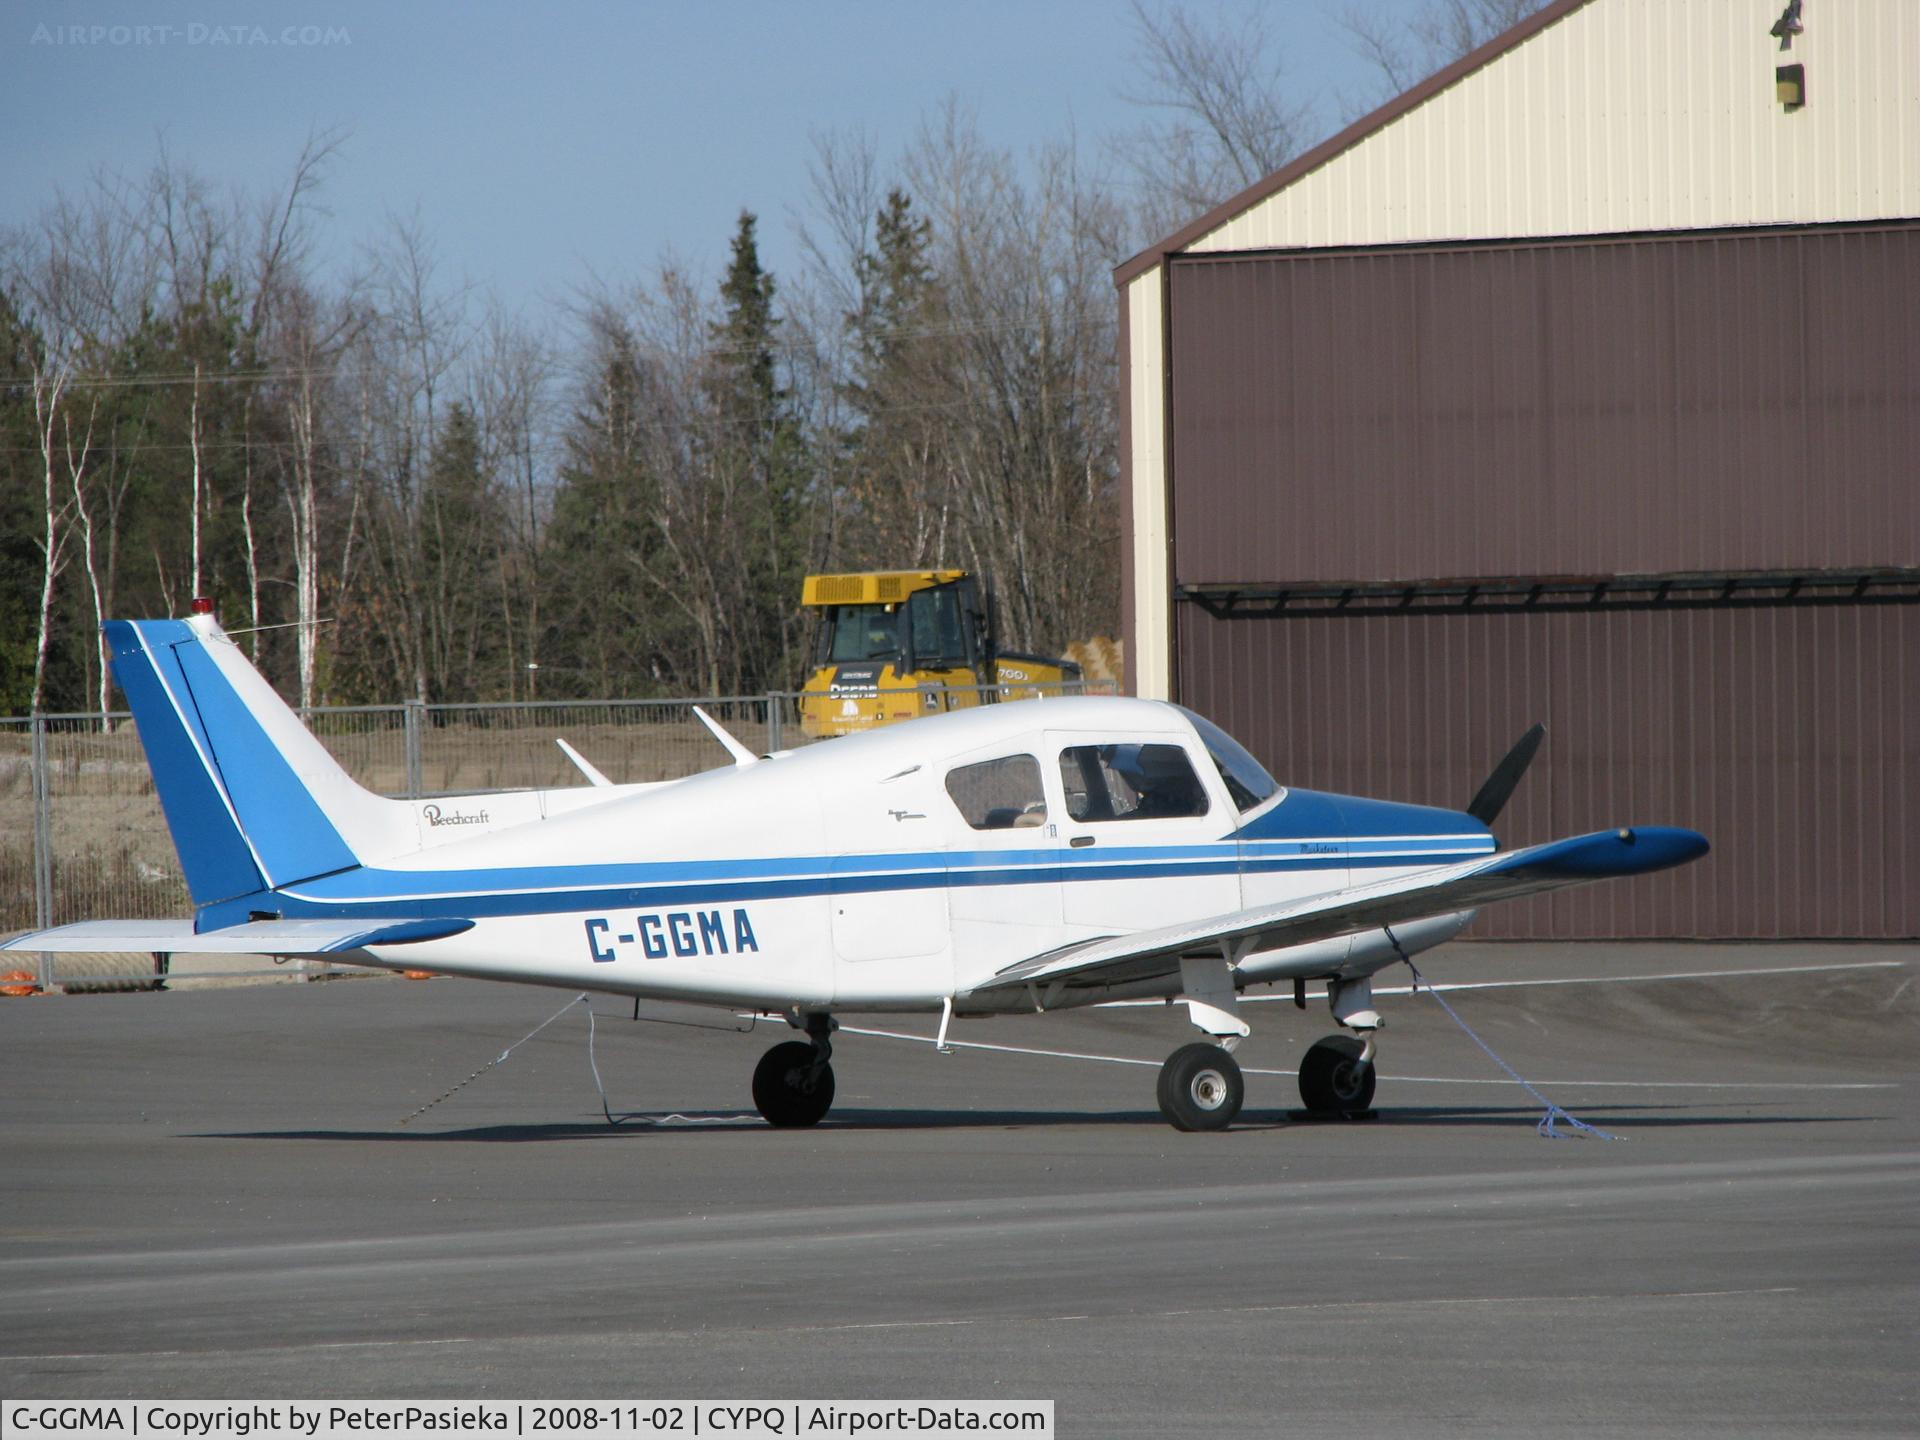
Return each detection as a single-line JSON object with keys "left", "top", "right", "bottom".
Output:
{"left": 797, "top": 570, "right": 1086, "bottom": 738}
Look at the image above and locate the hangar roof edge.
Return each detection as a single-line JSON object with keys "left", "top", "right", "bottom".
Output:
{"left": 1111, "top": 0, "right": 1596, "bottom": 289}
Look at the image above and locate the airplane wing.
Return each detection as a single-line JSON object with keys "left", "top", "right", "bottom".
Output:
{"left": 1, "top": 917, "right": 473, "bottom": 956}
{"left": 964, "top": 826, "right": 1708, "bottom": 1000}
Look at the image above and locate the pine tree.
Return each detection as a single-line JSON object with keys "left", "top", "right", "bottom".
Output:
{"left": 418, "top": 401, "right": 507, "bottom": 699}
{"left": 702, "top": 211, "right": 809, "bottom": 693}
{"left": 542, "top": 320, "right": 688, "bottom": 697}
{"left": 840, "top": 189, "right": 950, "bottom": 567}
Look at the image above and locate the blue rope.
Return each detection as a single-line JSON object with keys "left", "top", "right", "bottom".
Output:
{"left": 1384, "top": 927, "right": 1618, "bottom": 1141}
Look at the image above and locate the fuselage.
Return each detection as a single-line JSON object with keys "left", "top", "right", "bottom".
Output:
{"left": 246, "top": 697, "right": 1493, "bottom": 1014}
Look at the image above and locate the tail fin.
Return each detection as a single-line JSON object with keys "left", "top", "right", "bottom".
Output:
{"left": 107, "top": 616, "right": 408, "bottom": 906}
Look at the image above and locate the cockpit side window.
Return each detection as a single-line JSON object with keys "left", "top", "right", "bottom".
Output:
{"left": 1057, "top": 742, "right": 1209, "bottom": 822}
{"left": 945, "top": 754, "right": 1048, "bottom": 830}
{"left": 1176, "top": 707, "right": 1281, "bottom": 814}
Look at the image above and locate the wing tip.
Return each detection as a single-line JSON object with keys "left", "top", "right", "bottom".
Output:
{"left": 1495, "top": 826, "right": 1709, "bottom": 881}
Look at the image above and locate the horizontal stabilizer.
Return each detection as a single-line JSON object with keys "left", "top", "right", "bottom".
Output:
{"left": 968, "top": 826, "right": 1709, "bottom": 999}
{"left": 2, "top": 917, "right": 473, "bottom": 956}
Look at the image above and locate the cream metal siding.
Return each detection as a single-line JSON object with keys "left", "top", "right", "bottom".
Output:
{"left": 1125, "top": 268, "right": 1173, "bottom": 701}
{"left": 1191, "top": 0, "right": 1920, "bottom": 255}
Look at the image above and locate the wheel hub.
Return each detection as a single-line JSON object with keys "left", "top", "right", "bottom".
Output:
{"left": 1190, "top": 1069, "right": 1228, "bottom": 1110}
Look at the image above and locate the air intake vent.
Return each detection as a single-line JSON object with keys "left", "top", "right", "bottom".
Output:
{"left": 813, "top": 576, "right": 867, "bottom": 604}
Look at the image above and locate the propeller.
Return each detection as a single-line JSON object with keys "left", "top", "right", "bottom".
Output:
{"left": 1466, "top": 723, "right": 1545, "bottom": 827}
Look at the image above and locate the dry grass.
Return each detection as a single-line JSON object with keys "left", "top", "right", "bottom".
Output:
{"left": 1, "top": 710, "right": 810, "bottom": 933}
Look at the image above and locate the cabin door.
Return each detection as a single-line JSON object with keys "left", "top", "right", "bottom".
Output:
{"left": 1047, "top": 732, "right": 1242, "bottom": 934}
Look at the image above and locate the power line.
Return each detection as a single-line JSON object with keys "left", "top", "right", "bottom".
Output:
{"left": 0, "top": 310, "right": 1117, "bottom": 394}
{"left": 0, "top": 387, "right": 1115, "bottom": 458}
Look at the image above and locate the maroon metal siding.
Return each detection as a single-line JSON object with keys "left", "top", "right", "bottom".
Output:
{"left": 1167, "top": 223, "right": 1920, "bottom": 585}
{"left": 1178, "top": 603, "right": 1918, "bottom": 939}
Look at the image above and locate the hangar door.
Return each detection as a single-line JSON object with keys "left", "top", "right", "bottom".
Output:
{"left": 1165, "top": 223, "right": 1920, "bottom": 586}
{"left": 1161, "top": 223, "right": 1920, "bottom": 939}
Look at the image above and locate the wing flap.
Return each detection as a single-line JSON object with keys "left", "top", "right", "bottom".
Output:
{"left": 966, "top": 826, "right": 1708, "bottom": 998}
{"left": 1, "top": 917, "right": 473, "bottom": 956}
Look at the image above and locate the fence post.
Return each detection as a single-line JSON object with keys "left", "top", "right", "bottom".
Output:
{"left": 404, "top": 700, "right": 425, "bottom": 798}
{"left": 31, "top": 716, "right": 54, "bottom": 993}
{"left": 767, "top": 692, "right": 782, "bottom": 753}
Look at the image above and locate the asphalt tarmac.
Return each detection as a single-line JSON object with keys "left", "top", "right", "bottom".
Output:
{"left": 1, "top": 943, "right": 1914, "bottom": 1438}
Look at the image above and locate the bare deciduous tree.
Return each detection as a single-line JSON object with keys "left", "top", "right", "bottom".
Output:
{"left": 1116, "top": 2, "right": 1313, "bottom": 242}
{"left": 28, "top": 364, "right": 76, "bottom": 715}
{"left": 1339, "top": 0, "right": 1553, "bottom": 108}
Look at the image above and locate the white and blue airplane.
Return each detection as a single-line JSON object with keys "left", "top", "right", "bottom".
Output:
{"left": 5, "top": 613, "right": 1709, "bottom": 1131}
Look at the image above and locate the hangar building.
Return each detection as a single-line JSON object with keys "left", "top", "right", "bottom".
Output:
{"left": 1115, "top": 0, "right": 1918, "bottom": 938}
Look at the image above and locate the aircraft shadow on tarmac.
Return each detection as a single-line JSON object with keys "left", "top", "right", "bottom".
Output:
{"left": 187, "top": 1102, "right": 1880, "bottom": 1142}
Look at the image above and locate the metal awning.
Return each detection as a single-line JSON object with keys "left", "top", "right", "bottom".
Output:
{"left": 1177, "top": 569, "right": 1920, "bottom": 619}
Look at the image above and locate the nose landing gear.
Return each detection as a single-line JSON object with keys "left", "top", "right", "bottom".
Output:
{"left": 1297, "top": 975, "right": 1379, "bottom": 1116}
{"left": 1297, "top": 1032, "right": 1377, "bottom": 1114}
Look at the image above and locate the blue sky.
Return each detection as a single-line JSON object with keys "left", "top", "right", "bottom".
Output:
{"left": 4, "top": 1, "right": 1430, "bottom": 315}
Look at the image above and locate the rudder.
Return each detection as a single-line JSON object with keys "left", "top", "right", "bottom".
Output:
{"left": 107, "top": 617, "right": 406, "bottom": 906}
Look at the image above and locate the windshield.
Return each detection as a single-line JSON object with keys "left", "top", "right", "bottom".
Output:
{"left": 823, "top": 605, "right": 904, "bottom": 663}
{"left": 1177, "top": 706, "right": 1281, "bottom": 813}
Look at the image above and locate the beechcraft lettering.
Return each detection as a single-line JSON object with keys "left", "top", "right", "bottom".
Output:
{"left": 421, "top": 803, "right": 490, "bottom": 828}
{"left": 4, "top": 610, "right": 1708, "bottom": 1132}
{"left": 585, "top": 909, "right": 760, "bottom": 962}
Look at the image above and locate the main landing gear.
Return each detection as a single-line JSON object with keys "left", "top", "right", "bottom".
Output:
{"left": 1154, "top": 971, "right": 1384, "bottom": 1130}
{"left": 753, "top": 1012, "right": 837, "bottom": 1127}
{"left": 1157, "top": 1042, "right": 1245, "bottom": 1131}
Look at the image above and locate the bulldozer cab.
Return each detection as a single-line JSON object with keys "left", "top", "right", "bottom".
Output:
{"left": 797, "top": 569, "right": 1079, "bottom": 739}
{"left": 799, "top": 571, "right": 989, "bottom": 737}
{"left": 812, "top": 577, "right": 985, "bottom": 673}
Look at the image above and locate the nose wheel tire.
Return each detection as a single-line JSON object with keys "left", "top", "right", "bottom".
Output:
{"left": 1157, "top": 1042, "right": 1245, "bottom": 1131}
{"left": 753, "top": 1040, "right": 836, "bottom": 1127}
{"left": 1298, "top": 1034, "right": 1376, "bottom": 1113}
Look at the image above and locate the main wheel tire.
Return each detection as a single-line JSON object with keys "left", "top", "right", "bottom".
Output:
{"left": 752, "top": 1040, "right": 835, "bottom": 1127}
{"left": 1298, "top": 1034, "right": 1376, "bottom": 1113}
{"left": 1157, "top": 1042, "right": 1245, "bottom": 1132}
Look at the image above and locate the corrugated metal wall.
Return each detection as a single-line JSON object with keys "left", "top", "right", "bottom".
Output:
{"left": 1168, "top": 223, "right": 1920, "bottom": 585}
{"left": 1178, "top": 603, "right": 1917, "bottom": 939}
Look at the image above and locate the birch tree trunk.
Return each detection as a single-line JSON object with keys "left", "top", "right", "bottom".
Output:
{"left": 30, "top": 366, "right": 73, "bottom": 716}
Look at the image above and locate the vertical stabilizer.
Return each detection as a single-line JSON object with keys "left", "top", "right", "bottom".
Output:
{"left": 106, "top": 617, "right": 411, "bottom": 906}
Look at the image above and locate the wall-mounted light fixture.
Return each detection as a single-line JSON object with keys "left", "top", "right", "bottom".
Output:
{"left": 1776, "top": 62, "right": 1806, "bottom": 111}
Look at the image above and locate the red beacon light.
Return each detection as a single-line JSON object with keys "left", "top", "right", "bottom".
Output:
{"left": 190, "top": 597, "right": 216, "bottom": 616}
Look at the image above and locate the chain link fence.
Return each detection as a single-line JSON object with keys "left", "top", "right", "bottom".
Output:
{"left": 1, "top": 682, "right": 1114, "bottom": 992}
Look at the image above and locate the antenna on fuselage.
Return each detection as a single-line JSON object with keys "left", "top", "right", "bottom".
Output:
{"left": 692, "top": 706, "right": 760, "bottom": 767}
{"left": 555, "top": 738, "right": 613, "bottom": 788}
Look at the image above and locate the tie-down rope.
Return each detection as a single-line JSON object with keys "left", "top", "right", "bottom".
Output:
{"left": 1384, "top": 926, "right": 1619, "bottom": 1140}
{"left": 399, "top": 992, "right": 752, "bottom": 1128}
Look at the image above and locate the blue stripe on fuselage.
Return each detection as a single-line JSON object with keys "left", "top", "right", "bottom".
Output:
{"left": 248, "top": 836, "right": 1490, "bottom": 924}
{"left": 231, "top": 781, "right": 1493, "bottom": 926}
